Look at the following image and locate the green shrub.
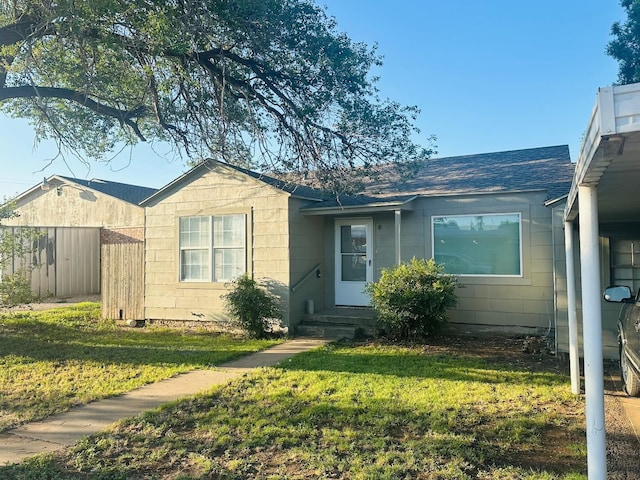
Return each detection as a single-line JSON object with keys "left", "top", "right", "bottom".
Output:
{"left": 0, "top": 269, "right": 39, "bottom": 307}
{"left": 365, "top": 258, "right": 459, "bottom": 340}
{"left": 223, "top": 275, "right": 283, "bottom": 338}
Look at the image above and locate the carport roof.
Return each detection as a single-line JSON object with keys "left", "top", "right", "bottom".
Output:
{"left": 564, "top": 83, "right": 640, "bottom": 223}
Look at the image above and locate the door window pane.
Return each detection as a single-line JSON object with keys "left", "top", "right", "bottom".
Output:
{"left": 433, "top": 213, "right": 521, "bottom": 276}
{"left": 341, "top": 225, "right": 366, "bottom": 253}
{"left": 341, "top": 254, "right": 367, "bottom": 282}
{"left": 340, "top": 225, "right": 367, "bottom": 282}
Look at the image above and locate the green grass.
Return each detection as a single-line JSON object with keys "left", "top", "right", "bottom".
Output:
{"left": 0, "top": 339, "right": 588, "bottom": 480}
{"left": 0, "top": 303, "right": 280, "bottom": 432}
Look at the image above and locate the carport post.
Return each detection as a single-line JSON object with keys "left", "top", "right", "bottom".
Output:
{"left": 564, "top": 221, "right": 580, "bottom": 395}
{"left": 577, "top": 184, "right": 606, "bottom": 479}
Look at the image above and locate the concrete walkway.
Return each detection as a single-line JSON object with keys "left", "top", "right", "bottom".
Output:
{"left": 0, "top": 338, "right": 329, "bottom": 465}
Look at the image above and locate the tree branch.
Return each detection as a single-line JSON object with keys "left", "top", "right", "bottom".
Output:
{"left": 0, "top": 85, "right": 147, "bottom": 140}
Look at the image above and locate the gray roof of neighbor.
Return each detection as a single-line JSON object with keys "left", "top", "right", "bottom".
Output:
{"left": 58, "top": 176, "right": 158, "bottom": 205}
{"left": 303, "top": 145, "right": 575, "bottom": 210}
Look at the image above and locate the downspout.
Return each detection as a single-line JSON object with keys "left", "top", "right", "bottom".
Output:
{"left": 394, "top": 210, "right": 402, "bottom": 265}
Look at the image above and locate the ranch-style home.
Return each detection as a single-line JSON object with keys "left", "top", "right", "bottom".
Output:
{"left": 2, "top": 144, "right": 578, "bottom": 355}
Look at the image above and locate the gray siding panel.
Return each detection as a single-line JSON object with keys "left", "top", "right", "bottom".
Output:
{"left": 55, "top": 228, "right": 100, "bottom": 296}
{"left": 0, "top": 226, "right": 100, "bottom": 297}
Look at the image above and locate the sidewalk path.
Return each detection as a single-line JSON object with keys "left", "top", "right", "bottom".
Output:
{"left": 0, "top": 338, "right": 329, "bottom": 465}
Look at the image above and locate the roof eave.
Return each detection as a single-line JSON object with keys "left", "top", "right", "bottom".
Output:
{"left": 544, "top": 194, "right": 569, "bottom": 207}
{"left": 301, "top": 196, "right": 418, "bottom": 216}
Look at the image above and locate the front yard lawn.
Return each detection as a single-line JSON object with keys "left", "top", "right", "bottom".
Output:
{"left": 2, "top": 334, "right": 588, "bottom": 479}
{"left": 0, "top": 303, "right": 280, "bottom": 432}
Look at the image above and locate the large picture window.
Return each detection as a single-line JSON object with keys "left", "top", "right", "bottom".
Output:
{"left": 179, "top": 214, "right": 246, "bottom": 282}
{"left": 432, "top": 213, "right": 522, "bottom": 276}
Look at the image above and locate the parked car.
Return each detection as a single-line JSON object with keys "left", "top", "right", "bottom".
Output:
{"left": 603, "top": 285, "right": 640, "bottom": 396}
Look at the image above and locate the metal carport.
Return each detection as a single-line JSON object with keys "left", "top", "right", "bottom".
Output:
{"left": 564, "top": 82, "right": 640, "bottom": 479}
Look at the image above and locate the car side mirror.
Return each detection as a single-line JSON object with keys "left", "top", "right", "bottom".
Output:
{"left": 603, "top": 285, "right": 634, "bottom": 303}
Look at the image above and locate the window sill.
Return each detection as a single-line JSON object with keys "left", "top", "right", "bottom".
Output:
{"left": 176, "top": 282, "right": 230, "bottom": 290}
{"left": 455, "top": 276, "right": 532, "bottom": 286}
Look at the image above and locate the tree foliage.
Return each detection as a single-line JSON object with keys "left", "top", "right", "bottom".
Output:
{"left": 607, "top": 0, "right": 640, "bottom": 84}
{"left": 0, "top": 0, "right": 433, "bottom": 193}
{"left": 0, "top": 199, "right": 42, "bottom": 306}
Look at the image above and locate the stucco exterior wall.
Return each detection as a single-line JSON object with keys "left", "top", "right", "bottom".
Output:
{"left": 5, "top": 179, "right": 144, "bottom": 228}
{"left": 143, "top": 164, "right": 296, "bottom": 325}
{"left": 361, "top": 192, "right": 558, "bottom": 332}
{"left": 420, "top": 192, "right": 555, "bottom": 332}
{"left": 288, "top": 197, "right": 325, "bottom": 326}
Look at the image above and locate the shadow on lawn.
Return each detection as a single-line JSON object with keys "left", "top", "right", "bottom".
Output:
{"left": 277, "top": 341, "right": 569, "bottom": 387}
{"left": 0, "top": 318, "right": 266, "bottom": 368}
{"left": 0, "top": 380, "right": 586, "bottom": 478}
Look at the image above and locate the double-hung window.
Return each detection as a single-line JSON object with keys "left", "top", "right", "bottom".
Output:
{"left": 179, "top": 214, "right": 246, "bottom": 282}
{"left": 432, "top": 213, "right": 522, "bottom": 276}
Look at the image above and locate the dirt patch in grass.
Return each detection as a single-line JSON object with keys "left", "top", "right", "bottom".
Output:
{"left": 419, "top": 335, "right": 640, "bottom": 478}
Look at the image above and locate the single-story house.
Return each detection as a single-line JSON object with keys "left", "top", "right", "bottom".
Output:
{"left": 133, "top": 145, "right": 575, "bottom": 342}
{"left": 3, "top": 146, "right": 580, "bottom": 354}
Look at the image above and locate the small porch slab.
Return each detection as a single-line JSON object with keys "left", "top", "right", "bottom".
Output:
{"left": 295, "top": 307, "right": 378, "bottom": 339}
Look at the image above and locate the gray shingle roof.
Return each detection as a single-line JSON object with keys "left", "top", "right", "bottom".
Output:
{"left": 58, "top": 176, "right": 158, "bottom": 205}
{"left": 222, "top": 163, "right": 324, "bottom": 201}
{"left": 141, "top": 159, "right": 325, "bottom": 206}
{"left": 366, "top": 145, "right": 574, "bottom": 202}
{"left": 142, "top": 146, "right": 574, "bottom": 210}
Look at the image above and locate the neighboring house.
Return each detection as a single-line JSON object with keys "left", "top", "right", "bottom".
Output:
{"left": 1, "top": 176, "right": 157, "bottom": 317}
{"left": 133, "top": 145, "right": 574, "bottom": 341}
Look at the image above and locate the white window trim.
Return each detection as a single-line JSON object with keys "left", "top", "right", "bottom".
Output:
{"left": 179, "top": 213, "right": 247, "bottom": 283}
{"left": 430, "top": 212, "right": 523, "bottom": 278}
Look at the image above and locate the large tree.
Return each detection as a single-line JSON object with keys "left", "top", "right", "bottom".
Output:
{"left": 608, "top": 0, "right": 640, "bottom": 84}
{"left": 0, "top": 0, "right": 432, "bottom": 192}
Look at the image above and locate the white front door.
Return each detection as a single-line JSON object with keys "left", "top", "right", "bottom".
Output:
{"left": 335, "top": 219, "right": 373, "bottom": 306}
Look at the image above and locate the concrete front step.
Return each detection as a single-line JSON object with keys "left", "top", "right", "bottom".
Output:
{"left": 295, "top": 307, "right": 378, "bottom": 338}
{"left": 302, "top": 315, "right": 378, "bottom": 327}
{"left": 296, "top": 308, "right": 379, "bottom": 339}
{"left": 302, "top": 308, "right": 377, "bottom": 325}
{"left": 296, "top": 321, "right": 379, "bottom": 339}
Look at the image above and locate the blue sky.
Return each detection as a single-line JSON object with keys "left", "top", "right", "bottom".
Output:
{"left": 0, "top": 1, "right": 625, "bottom": 199}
